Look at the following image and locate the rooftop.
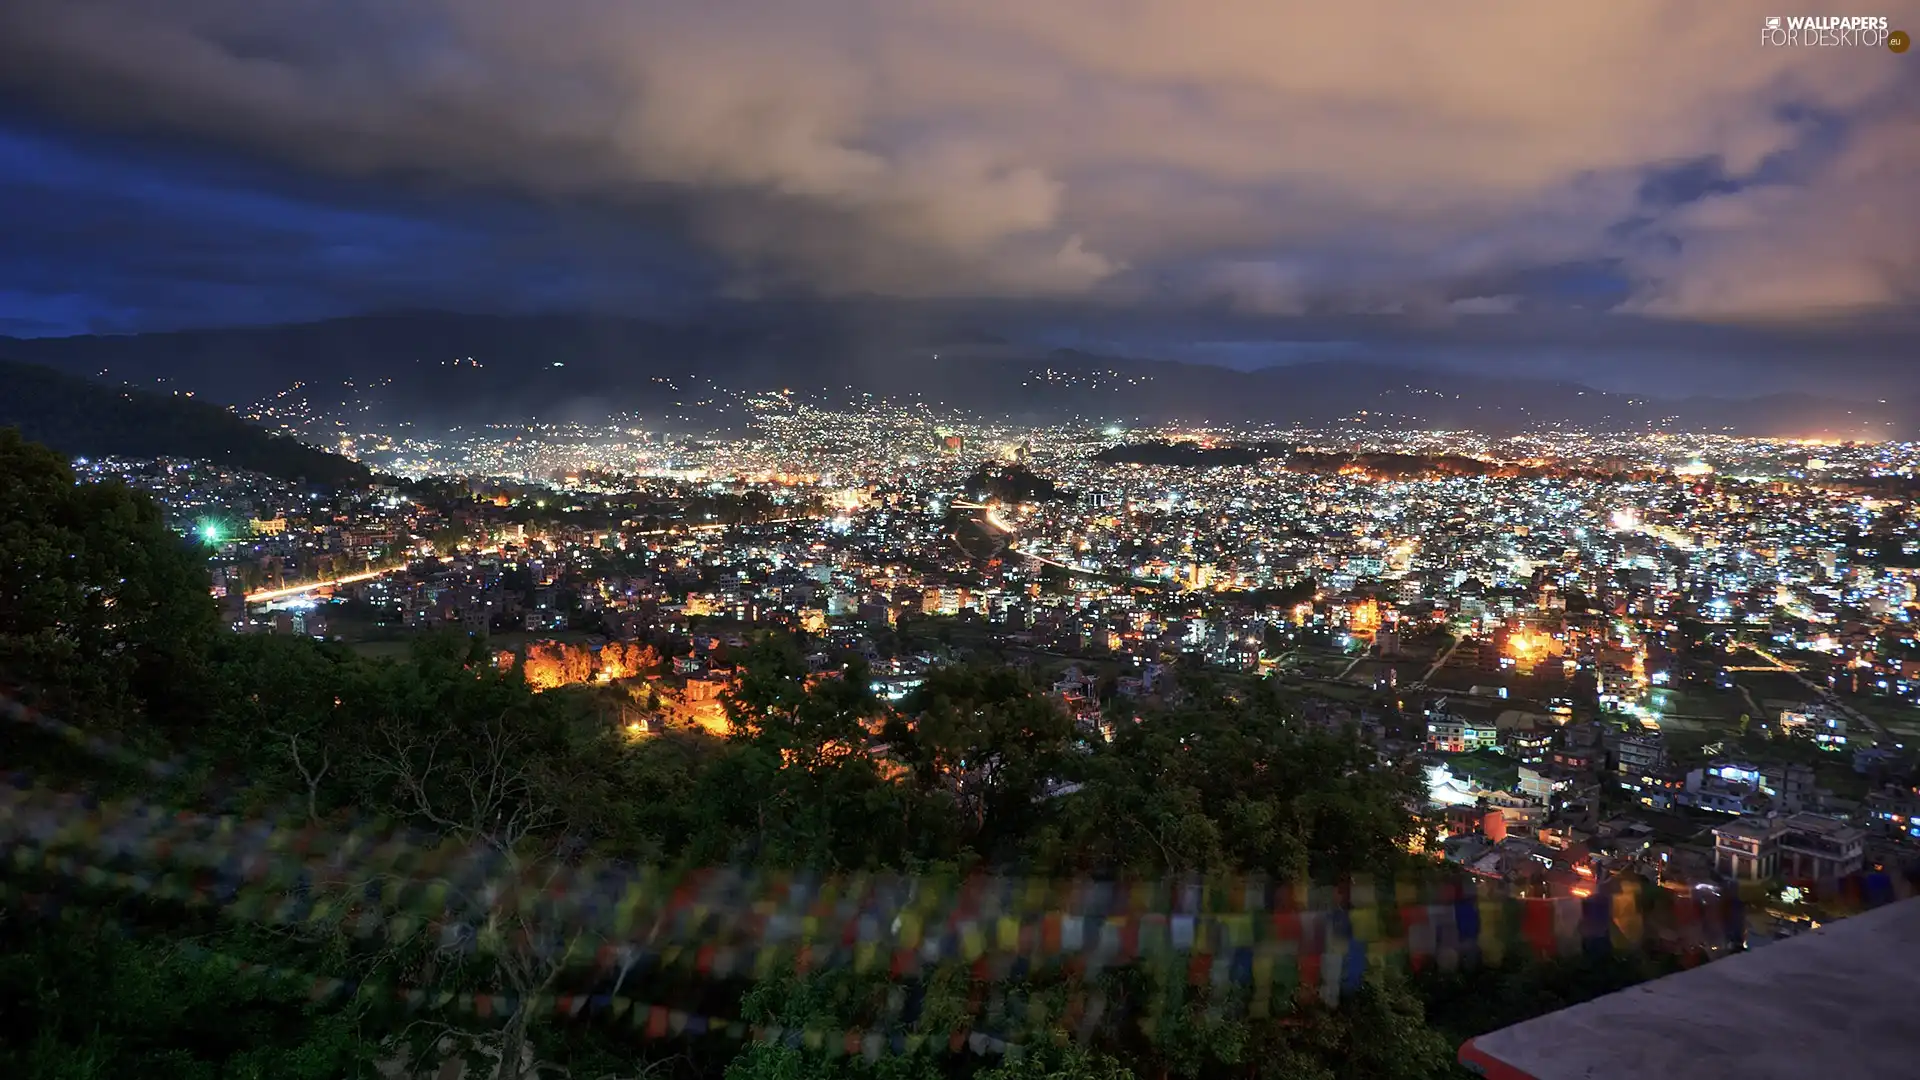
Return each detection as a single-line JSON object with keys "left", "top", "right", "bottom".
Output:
{"left": 1711, "top": 816, "right": 1777, "bottom": 842}
{"left": 1780, "top": 813, "right": 1865, "bottom": 842}
{"left": 1459, "top": 896, "right": 1920, "bottom": 1079}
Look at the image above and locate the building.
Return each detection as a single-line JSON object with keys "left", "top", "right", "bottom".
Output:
{"left": 1712, "top": 813, "right": 1867, "bottom": 883}
{"left": 345, "top": 528, "right": 397, "bottom": 555}
{"left": 1780, "top": 702, "right": 1851, "bottom": 749}
{"left": 1548, "top": 747, "right": 1598, "bottom": 776}
{"left": 1622, "top": 765, "right": 1686, "bottom": 810}
{"left": 1865, "top": 787, "right": 1920, "bottom": 841}
{"left": 1682, "top": 760, "right": 1766, "bottom": 814}
{"left": 1494, "top": 710, "right": 1557, "bottom": 763}
{"left": 1426, "top": 698, "right": 1498, "bottom": 753}
{"left": 1777, "top": 815, "right": 1866, "bottom": 882}
{"left": 1681, "top": 759, "right": 1817, "bottom": 814}
{"left": 1614, "top": 732, "right": 1666, "bottom": 778}
{"left": 1712, "top": 817, "right": 1780, "bottom": 882}
{"left": 1517, "top": 765, "right": 1558, "bottom": 802}
{"left": 1428, "top": 714, "right": 1468, "bottom": 753}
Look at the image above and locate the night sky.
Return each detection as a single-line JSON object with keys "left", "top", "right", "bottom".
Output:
{"left": 1, "top": 1, "right": 1915, "bottom": 395}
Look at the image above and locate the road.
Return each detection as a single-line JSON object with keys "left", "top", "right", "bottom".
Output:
{"left": 243, "top": 517, "right": 814, "bottom": 604}
{"left": 1414, "top": 634, "right": 1464, "bottom": 689}
{"left": 1742, "top": 642, "right": 1888, "bottom": 746}
{"left": 244, "top": 564, "right": 409, "bottom": 603}
{"left": 1336, "top": 647, "right": 1370, "bottom": 681}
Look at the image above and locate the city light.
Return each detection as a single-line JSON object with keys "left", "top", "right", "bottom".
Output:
{"left": 83, "top": 404, "right": 1916, "bottom": 925}
{"left": 1508, "top": 629, "right": 1552, "bottom": 658}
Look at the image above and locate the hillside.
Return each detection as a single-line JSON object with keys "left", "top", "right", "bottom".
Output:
{"left": 0, "top": 359, "right": 373, "bottom": 485}
{"left": 2, "top": 311, "right": 1907, "bottom": 438}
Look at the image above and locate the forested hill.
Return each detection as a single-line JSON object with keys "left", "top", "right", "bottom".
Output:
{"left": 0, "top": 359, "right": 371, "bottom": 485}
{"left": 6, "top": 311, "right": 1907, "bottom": 438}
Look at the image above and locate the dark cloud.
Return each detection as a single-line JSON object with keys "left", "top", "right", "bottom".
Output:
{"left": 1, "top": 0, "right": 1916, "bottom": 318}
{"left": 0, "top": 120, "right": 717, "bottom": 332}
{"left": 0, "top": 0, "right": 1916, "bottom": 387}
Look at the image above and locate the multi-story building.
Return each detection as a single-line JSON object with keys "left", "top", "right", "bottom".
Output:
{"left": 1777, "top": 815, "right": 1866, "bottom": 882}
{"left": 1712, "top": 817, "right": 1780, "bottom": 882}
{"left": 1614, "top": 732, "right": 1666, "bottom": 779}
{"left": 1865, "top": 787, "right": 1920, "bottom": 842}
{"left": 1623, "top": 765, "right": 1687, "bottom": 810}
{"left": 1713, "top": 814, "right": 1867, "bottom": 884}
{"left": 1502, "top": 717, "right": 1554, "bottom": 764}
{"left": 1427, "top": 701, "right": 1499, "bottom": 754}
{"left": 1683, "top": 769, "right": 1763, "bottom": 815}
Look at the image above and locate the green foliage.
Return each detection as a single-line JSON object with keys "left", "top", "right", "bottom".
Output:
{"left": 0, "top": 919, "right": 377, "bottom": 1080}
{"left": 883, "top": 665, "right": 1080, "bottom": 859}
{"left": 0, "top": 428, "right": 220, "bottom": 734}
{"left": 973, "top": 1045, "right": 1134, "bottom": 1080}
{"left": 1414, "top": 952, "right": 1681, "bottom": 1045}
{"left": 1031, "top": 686, "right": 1421, "bottom": 879}
{"left": 702, "top": 640, "right": 962, "bottom": 869}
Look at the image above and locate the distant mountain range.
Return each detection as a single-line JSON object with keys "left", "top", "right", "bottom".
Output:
{"left": 1, "top": 311, "right": 1908, "bottom": 439}
{"left": 0, "top": 360, "right": 372, "bottom": 485}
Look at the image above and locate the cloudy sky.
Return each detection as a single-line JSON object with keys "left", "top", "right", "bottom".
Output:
{"left": 1, "top": 1, "right": 1915, "bottom": 393}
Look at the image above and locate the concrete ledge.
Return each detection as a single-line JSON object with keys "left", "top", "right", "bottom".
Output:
{"left": 1459, "top": 896, "right": 1920, "bottom": 1079}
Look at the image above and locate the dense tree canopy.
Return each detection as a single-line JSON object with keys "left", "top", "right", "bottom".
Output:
{"left": 0, "top": 428, "right": 220, "bottom": 734}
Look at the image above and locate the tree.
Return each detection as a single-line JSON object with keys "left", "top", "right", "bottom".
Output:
{"left": 707, "top": 638, "right": 957, "bottom": 869}
{"left": 339, "top": 643, "right": 616, "bottom": 1080}
{"left": 599, "top": 641, "right": 662, "bottom": 681}
{"left": 201, "top": 633, "right": 363, "bottom": 819}
{"left": 883, "top": 665, "right": 1079, "bottom": 858}
{"left": 1030, "top": 687, "right": 1422, "bottom": 880}
{"left": 524, "top": 641, "right": 593, "bottom": 690}
{"left": 1262, "top": 623, "right": 1291, "bottom": 659}
{"left": 0, "top": 428, "right": 219, "bottom": 734}
{"left": 0, "top": 916, "right": 377, "bottom": 1080}
{"left": 203, "top": 637, "right": 627, "bottom": 1080}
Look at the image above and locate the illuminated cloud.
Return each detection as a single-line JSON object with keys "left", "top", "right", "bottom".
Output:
{"left": 1618, "top": 104, "right": 1920, "bottom": 316}
{"left": 0, "top": 0, "right": 1913, "bottom": 315}
{"left": 1448, "top": 296, "right": 1525, "bottom": 316}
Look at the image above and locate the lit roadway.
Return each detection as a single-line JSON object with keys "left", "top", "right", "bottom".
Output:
{"left": 244, "top": 565, "right": 407, "bottom": 604}
{"left": 242, "top": 517, "right": 812, "bottom": 604}
{"left": 1742, "top": 641, "right": 1888, "bottom": 746}
{"left": 961, "top": 501, "right": 1145, "bottom": 580}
